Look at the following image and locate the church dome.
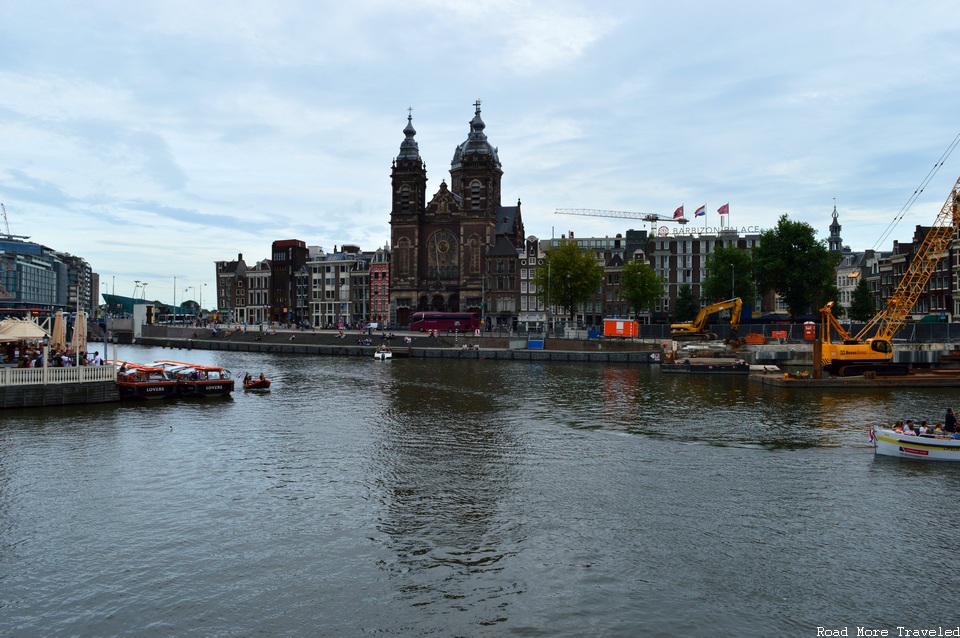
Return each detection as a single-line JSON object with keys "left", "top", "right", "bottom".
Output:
{"left": 451, "top": 101, "right": 501, "bottom": 170}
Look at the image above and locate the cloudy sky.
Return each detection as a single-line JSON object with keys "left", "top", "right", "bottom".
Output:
{"left": 1, "top": 1, "right": 958, "bottom": 307}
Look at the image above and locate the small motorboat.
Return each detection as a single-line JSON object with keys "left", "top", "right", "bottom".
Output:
{"left": 374, "top": 345, "right": 392, "bottom": 361}
{"left": 242, "top": 374, "right": 271, "bottom": 391}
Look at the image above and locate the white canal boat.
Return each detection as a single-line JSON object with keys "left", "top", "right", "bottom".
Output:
{"left": 374, "top": 345, "right": 392, "bottom": 361}
{"left": 871, "top": 425, "right": 960, "bottom": 461}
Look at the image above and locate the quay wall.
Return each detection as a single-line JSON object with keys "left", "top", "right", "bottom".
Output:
{"left": 0, "top": 381, "right": 118, "bottom": 408}
{"left": 135, "top": 337, "right": 662, "bottom": 363}
{"left": 134, "top": 332, "right": 662, "bottom": 364}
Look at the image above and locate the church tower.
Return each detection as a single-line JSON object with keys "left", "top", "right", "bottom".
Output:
{"left": 389, "top": 111, "right": 428, "bottom": 318}
{"left": 449, "top": 100, "right": 503, "bottom": 219}
{"left": 828, "top": 202, "right": 843, "bottom": 253}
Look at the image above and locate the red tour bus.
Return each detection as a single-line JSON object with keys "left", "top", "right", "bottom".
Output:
{"left": 408, "top": 311, "right": 480, "bottom": 333}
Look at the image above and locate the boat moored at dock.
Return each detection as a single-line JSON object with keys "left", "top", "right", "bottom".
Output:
{"left": 112, "top": 361, "right": 178, "bottom": 400}
{"left": 152, "top": 360, "right": 235, "bottom": 396}
{"left": 660, "top": 356, "right": 751, "bottom": 374}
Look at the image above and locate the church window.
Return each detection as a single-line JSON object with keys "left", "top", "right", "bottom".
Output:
{"left": 400, "top": 185, "right": 411, "bottom": 212}
{"left": 468, "top": 237, "right": 481, "bottom": 274}
{"left": 470, "top": 180, "right": 481, "bottom": 209}
{"left": 397, "top": 238, "right": 411, "bottom": 276}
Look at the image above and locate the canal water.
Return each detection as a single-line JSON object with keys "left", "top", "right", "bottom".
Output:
{"left": 2, "top": 345, "right": 959, "bottom": 637}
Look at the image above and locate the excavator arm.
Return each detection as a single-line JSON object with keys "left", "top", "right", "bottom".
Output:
{"left": 671, "top": 297, "right": 742, "bottom": 340}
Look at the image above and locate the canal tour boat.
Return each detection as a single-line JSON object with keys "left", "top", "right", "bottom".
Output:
{"left": 871, "top": 425, "right": 960, "bottom": 461}
{"left": 152, "top": 360, "right": 235, "bottom": 397}
{"left": 374, "top": 345, "right": 392, "bottom": 361}
{"left": 113, "top": 361, "right": 178, "bottom": 400}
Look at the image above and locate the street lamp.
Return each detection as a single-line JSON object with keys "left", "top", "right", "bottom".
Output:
{"left": 42, "top": 334, "right": 50, "bottom": 384}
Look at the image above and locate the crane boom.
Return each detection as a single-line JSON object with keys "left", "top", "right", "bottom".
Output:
{"left": 862, "top": 175, "right": 960, "bottom": 341}
{"left": 555, "top": 208, "right": 688, "bottom": 225}
{"left": 820, "top": 174, "right": 960, "bottom": 376}
{"left": 0, "top": 203, "right": 29, "bottom": 240}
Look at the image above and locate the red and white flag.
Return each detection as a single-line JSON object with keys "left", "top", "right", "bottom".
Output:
{"left": 694, "top": 205, "right": 706, "bottom": 217}
{"left": 717, "top": 203, "right": 730, "bottom": 215}
{"left": 673, "top": 205, "right": 684, "bottom": 219}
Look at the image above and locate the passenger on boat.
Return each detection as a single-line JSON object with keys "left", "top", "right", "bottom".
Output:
{"left": 243, "top": 372, "right": 252, "bottom": 385}
{"left": 951, "top": 431, "right": 960, "bottom": 440}
{"left": 259, "top": 373, "right": 265, "bottom": 381}
{"left": 934, "top": 423, "right": 945, "bottom": 437}
{"left": 902, "top": 421, "right": 917, "bottom": 436}
{"left": 918, "top": 421, "right": 929, "bottom": 436}
{"left": 893, "top": 420, "right": 904, "bottom": 433}
{"left": 945, "top": 408, "right": 957, "bottom": 433}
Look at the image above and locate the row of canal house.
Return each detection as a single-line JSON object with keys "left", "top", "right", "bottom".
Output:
{"left": 214, "top": 221, "right": 960, "bottom": 331}
{"left": 216, "top": 243, "right": 392, "bottom": 328}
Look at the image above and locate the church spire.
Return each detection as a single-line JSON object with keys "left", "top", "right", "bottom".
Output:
{"left": 828, "top": 200, "right": 843, "bottom": 253}
{"left": 396, "top": 107, "right": 420, "bottom": 161}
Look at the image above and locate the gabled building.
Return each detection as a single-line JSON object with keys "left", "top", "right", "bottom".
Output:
{"left": 215, "top": 253, "right": 247, "bottom": 323}
{"left": 243, "top": 259, "right": 271, "bottom": 325}
{"left": 369, "top": 245, "right": 390, "bottom": 328}
{"left": 271, "top": 239, "right": 309, "bottom": 324}
{"left": 307, "top": 245, "right": 372, "bottom": 328}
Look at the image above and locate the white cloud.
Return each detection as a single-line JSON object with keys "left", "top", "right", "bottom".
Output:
{"left": 0, "top": 0, "right": 958, "bottom": 304}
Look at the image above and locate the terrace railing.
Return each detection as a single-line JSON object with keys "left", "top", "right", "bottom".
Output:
{"left": 0, "top": 365, "right": 117, "bottom": 387}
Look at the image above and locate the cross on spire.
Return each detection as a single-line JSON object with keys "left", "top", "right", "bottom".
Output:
{"left": 474, "top": 99, "right": 482, "bottom": 114}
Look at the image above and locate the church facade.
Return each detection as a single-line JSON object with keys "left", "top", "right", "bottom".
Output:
{"left": 389, "top": 103, "right": 524, "bottom": 329}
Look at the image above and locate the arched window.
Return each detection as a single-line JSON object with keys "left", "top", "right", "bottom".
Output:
{"left": 400, "top": 185, "right": 411, "bottom": 212}
{"left": 397, "top": 237, "right": 412, "bottom": 276}
{"left": 470, "top": 180, "right": 482, "bottom": 209}
{"left": 468, "top": 236, "right": 481, "bottom": 274}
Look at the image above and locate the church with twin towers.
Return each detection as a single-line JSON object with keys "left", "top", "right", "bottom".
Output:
{"left": 388, "top": 101, "right": 525, "bottom": 329}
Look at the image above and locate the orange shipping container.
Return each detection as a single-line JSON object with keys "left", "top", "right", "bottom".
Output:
{"left": 603, "top": 319, "right": 639, "bottom": 338}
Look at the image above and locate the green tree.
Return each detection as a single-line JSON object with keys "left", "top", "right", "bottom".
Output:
{"left": 702, "top": 246, "right": 756, "bottom": 304}
{"left": 672, "top": 283, "right": 698, "bottom": 322}
{"left": 753, "top": 215, "right": 837, "bottom": 319}
{"left": 532, "top": 240, "right": 604, "bottom": 321}
{"left": 849, "top": 277, "right": 877, "bottom": 321}
{"left": 620, "top": 259, "right": 665, "bottom": 319}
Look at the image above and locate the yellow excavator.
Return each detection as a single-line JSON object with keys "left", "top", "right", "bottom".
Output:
{"left": 820, "top": 175, "right": 960, "bottom": 376}
{"left": 671, "top": 297, "right": 742, "bottom": 341}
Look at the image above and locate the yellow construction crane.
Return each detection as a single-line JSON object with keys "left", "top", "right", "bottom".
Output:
{"left": 555, "top": 208, "right": 688, "bottom": 235}
{"left": 820, "top": 175, "right": 960, "bottom": 376}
